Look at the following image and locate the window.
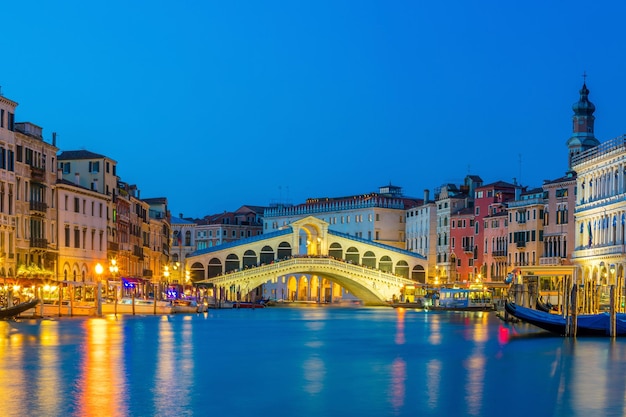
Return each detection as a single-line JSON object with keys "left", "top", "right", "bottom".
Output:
{"left": 65, "top": 226, "right": 70, "bottom": 247}
{"left": 74, "top": 228, "right": 80, "bottom": 248}
{"left": 74, "top": 197, "right": 80, "bottom": 213}
{"left": 89, "top": 161, "right": 100, "bottom": 173}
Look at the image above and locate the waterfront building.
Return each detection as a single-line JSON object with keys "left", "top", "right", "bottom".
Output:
{"left": 434, "top": 175, "right": 482, "bottom": 283}
{"left": 263, "top": 184, "right": 420, "bottom": 250}
{"left": 482, "top": 204, "right": 509, "bottom": 281}
{"left": 472, "top": 181, "right": 518, "bottom": 282}
{"left": 405, "top": 189, "right": 437, "bottom": 283}
{"left": 541, "top": 173, "right": 577, "bottom": 266}
{"left": 143, "top": 196, "right": 172, "bottom": 285}
{"left": 57, "top": 150, "right": 119, "bottom": 262}
{"left": 55, "top": 177, "right": 109, "bottom": 281}
{"left": 571, "top": 134, "right": 626, "bottom": 288}
{"left": 170, "top": 215, "right": 197, "bottom": 284}
{"left": 0, "top": 95, "right": 18, "bottom": 278}
{"left": 450, "top": 206, "right": 476, "bottom": 283}
{"left": 507, "top": 187, "right": 544, "bottom": 268}
{"left": 14, "top": 122, "right": 59, "bottom": 278}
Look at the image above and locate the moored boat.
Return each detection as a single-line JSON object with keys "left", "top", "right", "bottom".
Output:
{"left": 0, "top": 298, "right": 40, "bottom": 319}
{"left": 102, "top": 298, "right": 173, "bottom": 315}
{"left": 504, "top": 301, "right": 626, "bottom": 337}
{"left": 232, "top": 300, "right": 267, "bottom": 309}
{"left": 428, "top": 287, "right": 494, "bottom": 311}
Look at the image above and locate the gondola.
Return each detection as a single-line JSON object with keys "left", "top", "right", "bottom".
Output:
{"left": 0, "top": 298, "right": 39, "bottom": 319}
{"left": 504, "top": 301, "right": 626, "bottom": 337}
{"left": 535, "top": 296, "right": 554, "bottom": 313}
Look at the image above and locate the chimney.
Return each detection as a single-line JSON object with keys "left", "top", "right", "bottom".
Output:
{"left": 424, "top": 189, "right": 430, "bottom": 203}
{"left": 179, "top": 213, "right": 183, "bottom": 218}
{"left": 52, "top": 132, "right": 57, "bottom": 147}
{"left": 74, "top": 172, "right": 80, "bottom": 185}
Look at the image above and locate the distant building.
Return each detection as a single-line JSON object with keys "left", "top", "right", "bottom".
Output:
{"left": 434, "top": 175, "right": 482, "bottom": 283}
{"left": 507, "top": 187, "right": 545, "bottom": 268}
{"left": 264, "top": 184, "right": 421, "bottom": 250}
{"left": 405, "top": 189, "right": 437, "bottom": 283}
{"left": 193, "top": 205, "right": 264, "bottom": 250}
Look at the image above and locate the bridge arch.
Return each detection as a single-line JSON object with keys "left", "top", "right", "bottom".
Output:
{"left": 395, "top": 260, "right": 409, "bottom": 278}
{"left": 379, "top": 256, "right": 392, "bottom": 272}
{"left": 277, "top": 242, "right": 292, "bottom": 260}
{"left": 260, "top": 246, "right": 274, "bottom": 264}
{"left": 346, "top": 247, "right": 360, "bottom": 264}
{"left": 329, "top": 242, "right": 343, "bottom": 259}
{"left": 226, "top": 254, "right": 239, "bottom": 273}
{"left": 412, "top": 265, "right": 426, "bottom": 283}
{"left": 208, "top": 258, "right": 222, "bottom": 278}
{"left": 243, "top": 250, "right": 257, "bottom": 268}
{"left": 190, "top": 262, "right": 204, "bottom": 281}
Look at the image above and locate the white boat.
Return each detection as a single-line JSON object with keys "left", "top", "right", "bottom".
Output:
{"left": 430, "top": 287, "right": 494, "bottom": 311}
{"left": 102, "top": 298, "right": 173, "bottom": 315}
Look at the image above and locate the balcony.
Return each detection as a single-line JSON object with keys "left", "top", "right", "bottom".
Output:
{"left": 143, "top": 269, "right": 153, "bottom": 278}
{"left": 492, "top": 250, "right": 507, "bottom": 258}
{"left": 463, "top": 245, "right": 474, "bottom": 253}
{"left": 30, "top": 201, "right": 48, "bottom": 214}
{"left": 30, "top": 166, "right": 45, "bottom": 182}
{"left": 30, "top": 238, "right": 48, "bottom": 249}
{"left": 516, "top": 241, "right": 526, "bottom": 248}
{"left": 540, "top": 257, "right": 567, "bottom": 266}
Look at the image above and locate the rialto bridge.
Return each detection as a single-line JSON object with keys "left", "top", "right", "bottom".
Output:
{"left": 187, "top": 216, "right": 427, "bottom": 306}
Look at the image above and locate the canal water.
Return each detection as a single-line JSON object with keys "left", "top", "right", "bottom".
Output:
{"left": 0, "top": 306, "right": 625, "bottom": 417}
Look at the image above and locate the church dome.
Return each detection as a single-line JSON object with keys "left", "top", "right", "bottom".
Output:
{"left": 572, "top": 83, "right": 595, "bottom": 115}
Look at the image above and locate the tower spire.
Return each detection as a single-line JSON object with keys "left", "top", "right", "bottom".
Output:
{"left": 566, "top": 75, "right": 599, "bottom": 168}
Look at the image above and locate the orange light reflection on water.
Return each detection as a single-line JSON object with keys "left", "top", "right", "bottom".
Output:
{"left": 395, "top": 308, "right": 405, "bottom": 345}
{"left": 302, "top": 309, "right": 327, "bottom": 395}
{"left": 75, "top": 317, "right": 127, "bottom": 417}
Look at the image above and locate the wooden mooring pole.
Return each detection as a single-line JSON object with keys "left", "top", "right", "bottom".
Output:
{"left": 610, "top": 285, "right": 616, "bottom": 338}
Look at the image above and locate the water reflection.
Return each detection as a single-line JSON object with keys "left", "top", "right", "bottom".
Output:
{"left": 2, "top": 310, "right": 626, "bottom": 416}
{"left": 388, "top": 357, "right": 406, "bottom": 412}
{"left": 76, "top": 318, "right": 127, "bottom": 417}
{"left": 426, "top": 360, "right": 442, "bottom": 410}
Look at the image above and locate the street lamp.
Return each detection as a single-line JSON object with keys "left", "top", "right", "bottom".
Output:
{"left": 95, "top": 263, "right": 104, "bottom": 281}
{"left": 109, "top": 259, "right": 119, "bottom": 278}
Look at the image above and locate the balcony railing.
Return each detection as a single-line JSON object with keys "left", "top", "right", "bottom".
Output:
{"left": 30, "top": 166, "right": 45, "bottom": 182}
{"left": 492, "top": 251, "right": 507, "bottom": 258}
{"left": 30, "top": 238, "right": 48, "bottom": 249}
{"left": 516, "top": 241, "right": 526, "bottom": 248}
{"left": 30, "top": 201, "right": 48, "bottom": 213}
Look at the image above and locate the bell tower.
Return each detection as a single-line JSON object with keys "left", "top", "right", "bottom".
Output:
{"left": 567, "top": 74, "right": 600, "bottom": 168}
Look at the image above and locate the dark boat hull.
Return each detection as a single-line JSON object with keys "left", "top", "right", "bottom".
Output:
{"left": 0, "top": 299, "right": 39, "bottom": 319}
{"left": 505, "top": 301, "right": 626, "bottom": 337}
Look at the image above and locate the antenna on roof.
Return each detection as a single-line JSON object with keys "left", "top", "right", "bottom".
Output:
{"left": 582, "top": 70, "right": 587, "bottom": 84}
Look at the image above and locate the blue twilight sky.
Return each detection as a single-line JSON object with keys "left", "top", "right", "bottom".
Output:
{"left": 2, "top": 1, "right": 626, "bottom": 218}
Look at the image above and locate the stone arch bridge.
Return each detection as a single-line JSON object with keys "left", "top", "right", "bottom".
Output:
{"left": 187, "top": 216, "right": 427, "bottom": 306}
